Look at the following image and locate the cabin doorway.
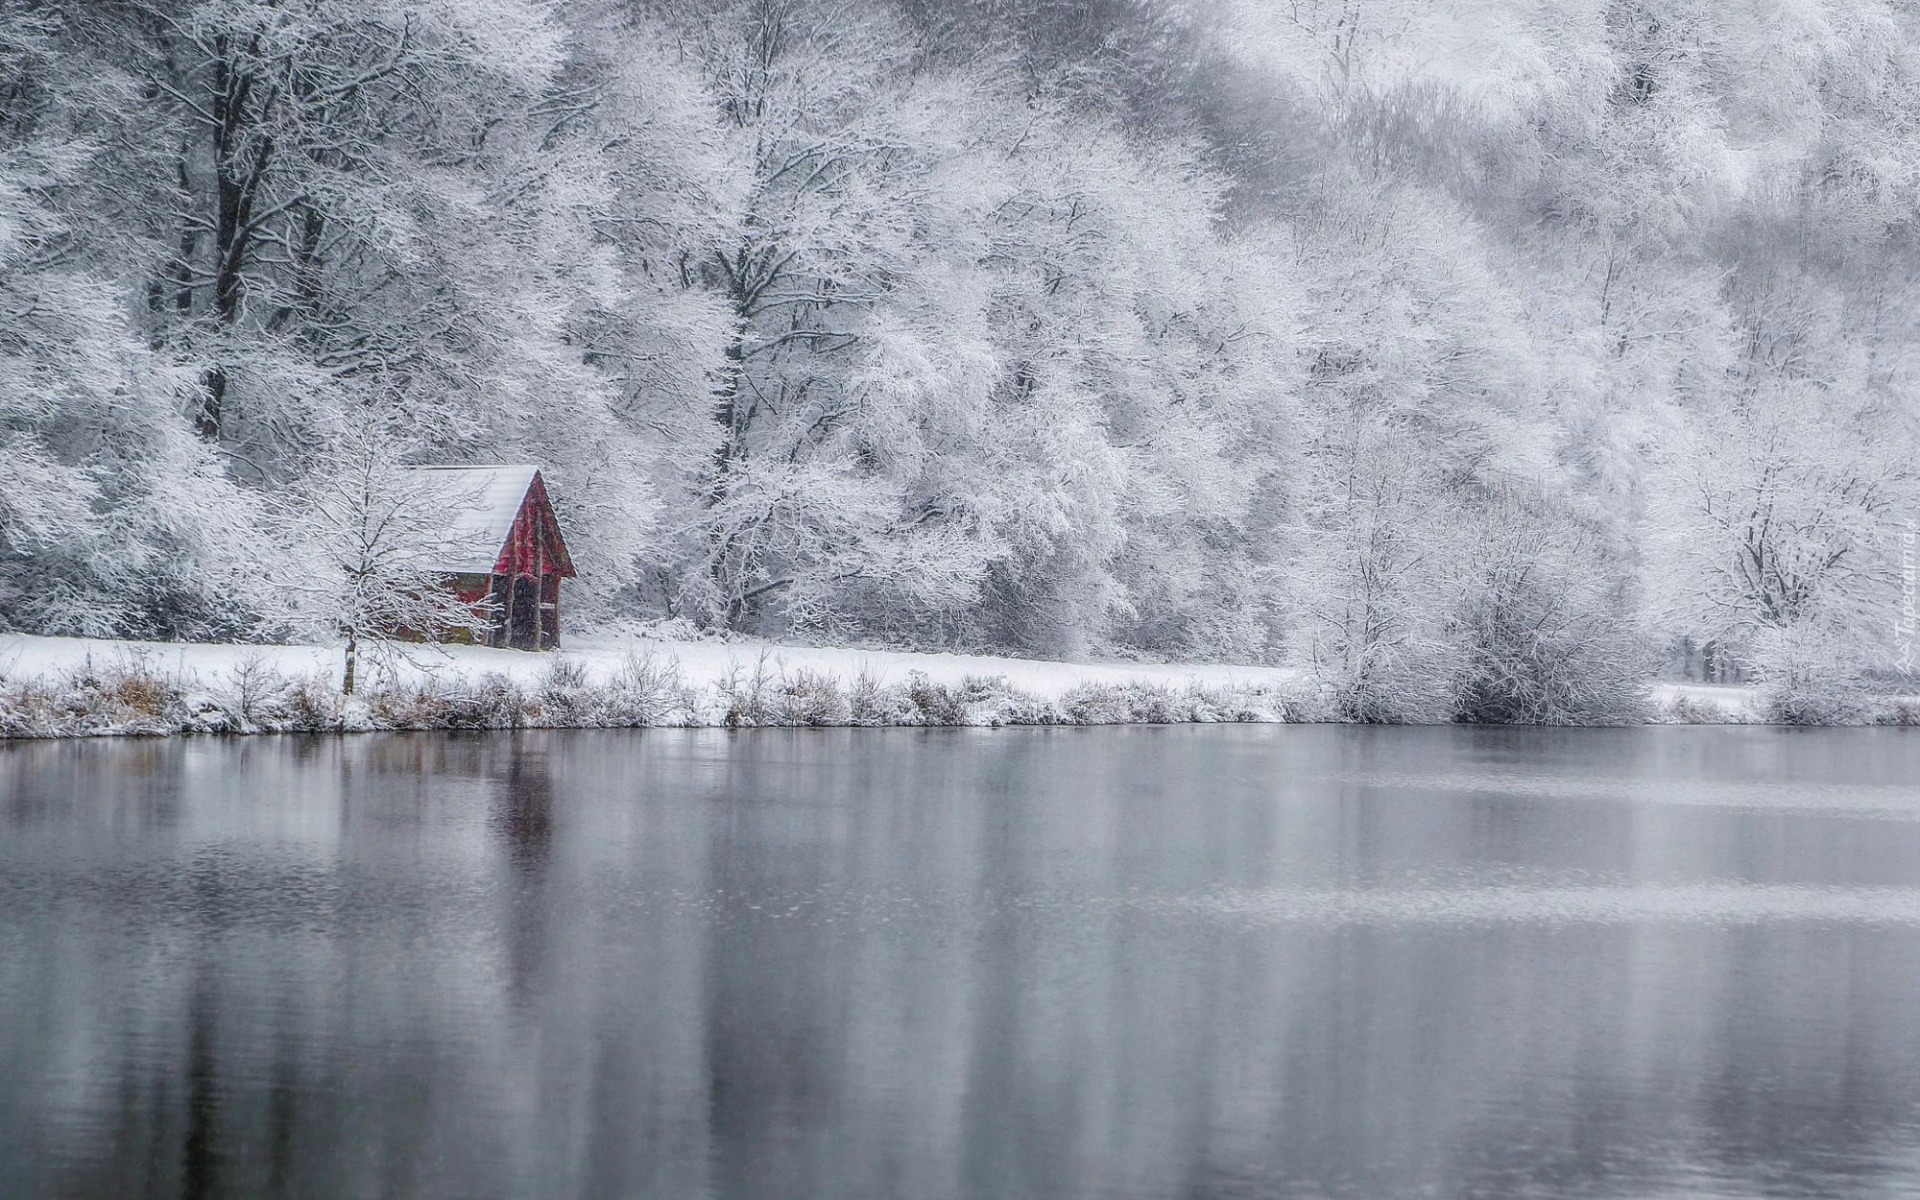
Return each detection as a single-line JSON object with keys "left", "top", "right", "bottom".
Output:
{"left": 509, "top": 576, "right": 539, "bottom": 650}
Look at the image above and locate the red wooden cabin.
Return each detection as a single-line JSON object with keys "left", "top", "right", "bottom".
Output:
{"left": 404, "top": 465, "right": 576, "bottom": 650}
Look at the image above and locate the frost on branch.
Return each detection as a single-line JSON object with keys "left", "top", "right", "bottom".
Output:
{"left": 269, "top": 427, "right": 491, "bottom": 694}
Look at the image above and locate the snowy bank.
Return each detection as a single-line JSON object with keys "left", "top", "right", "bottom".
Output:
{"left": 1650, "top": 683, "right": 1763, "bottom": 723}
{"left": 1649, "top": 681, "right": 1920, "bottom": 725}
{"left": 5, "top": 634, "right": 1909, "bottom": 738}
{"left": 0, "top": 634, "right": 1311, "bottom": 738}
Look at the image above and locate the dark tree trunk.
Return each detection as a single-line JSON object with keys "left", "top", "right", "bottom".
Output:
{"left": 194, "top": 37, "right": 274, "bottom": 443}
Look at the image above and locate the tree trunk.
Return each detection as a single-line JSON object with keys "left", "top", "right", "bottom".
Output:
{"left": 342, "top": 631, "right": 358, "bottom": 696}
{"left": 704, "top": 313, "right": 752, "bottom": 629}
{"left": 195, "top": 39, "right": 273, "bottom": 443}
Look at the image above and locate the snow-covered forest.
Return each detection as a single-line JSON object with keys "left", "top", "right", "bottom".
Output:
{"left": 3, "top": 0, "right": 1918, "bottom": 722}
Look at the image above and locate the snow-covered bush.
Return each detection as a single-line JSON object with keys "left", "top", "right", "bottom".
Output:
{"left": 774, "top": 670, "right": 854, "bottom": 727}
{"left": 1875, "top": 701, "right": 1920, "bottom": 727}
{"left": 903, "top": 672, "right": 970, "bottom": 726}
{"left": 716, "top": 654, "right": 778, "bottom": 728}
{"left": 602, "top": 652, "right": 697, "bottom": 728}
{"left": 275, "top": 676, "right": 337, "bottom": 733}
{"left": 0, "top": 654, "right": 184, "bottom": 736}
{"left": 848, "top": 668, "right": 915, "bottom": 726}
{"left": 0, "top": 678, "right": 68, "bottom": 738}
{"left": 1657, "top": 691, "right": 1764, "bottom": 725}
{"left": 1447, "top": 491, "right": 1651, "bottom": 726}
{"left": 1750, "top": 627, "right": 1874, "bottom": 726}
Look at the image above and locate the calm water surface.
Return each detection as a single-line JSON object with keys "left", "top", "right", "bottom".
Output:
{"left": 4, "top": 726, "right": 1920, "bottom": 1199}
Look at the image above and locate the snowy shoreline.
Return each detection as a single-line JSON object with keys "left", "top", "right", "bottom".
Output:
{"left": 0, "top": 633, "right": 1314, "bottom": 738}
{"left": 0, "top": 633, "right": 1821, "bottom": 738}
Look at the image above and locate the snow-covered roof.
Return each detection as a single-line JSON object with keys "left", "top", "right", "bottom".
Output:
{"left": 400, "top": 464, "right": 540, "bottom": 575}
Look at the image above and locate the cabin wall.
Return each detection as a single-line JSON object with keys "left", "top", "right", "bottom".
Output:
{"left": 397, "top": 474, "right": 574, "bottom": 651}
{"left": 486, "top": 481, "right": 570, "bottom": 650}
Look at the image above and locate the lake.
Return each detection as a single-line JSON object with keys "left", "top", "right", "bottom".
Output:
{"left": 3, "top": 726, "right": 1920, "bottom": 1200}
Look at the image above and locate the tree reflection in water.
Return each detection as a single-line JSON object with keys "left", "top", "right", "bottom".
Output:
{"left": 3, "top": 727, "right": 1920, "bottom": 1200}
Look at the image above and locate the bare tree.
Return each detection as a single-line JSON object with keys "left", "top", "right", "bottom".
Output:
{"left": 271, "top": 426, "right": 489, "bottom": 695}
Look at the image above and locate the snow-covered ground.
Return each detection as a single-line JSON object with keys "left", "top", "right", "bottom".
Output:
{"left": 0, "top": 631, "right": 1296, "bottom": 699}
{"left": 0, "top": 634, "right": 1762, "bottom": 699}
{"left": 1, "top": 632, "right": 1795, "bottom": 734}
{"left": 1649, "top": 681, "right": 1763, "bottom": 721}
{"left": 0, "top": 631, "right": 1330, "bottom": 736}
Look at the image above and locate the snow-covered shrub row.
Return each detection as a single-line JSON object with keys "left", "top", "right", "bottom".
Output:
{"left": 0, "top": 658, "right": 1316, "bottom": 739}
{"left": 1655, "top": 695, "right": 1757, "bottom": 726}
{"left": 10, "top": 649, "right": 1912, "bottom": 737}
{"left": 1653, "top": 690, "right": 1920, "bottom": 726}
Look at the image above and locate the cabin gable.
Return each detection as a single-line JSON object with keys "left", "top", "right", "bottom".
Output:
{"left": 492, "top": 472, "right": 575, "bottom": 580}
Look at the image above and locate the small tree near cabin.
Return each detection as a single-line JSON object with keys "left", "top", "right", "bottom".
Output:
{"left": 274, "top": 429, "right": 489, "bottom": 694}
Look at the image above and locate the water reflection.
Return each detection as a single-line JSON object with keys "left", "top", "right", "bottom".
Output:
{"left": 3, "top": 727, "right": 1920, "bottom": 1199}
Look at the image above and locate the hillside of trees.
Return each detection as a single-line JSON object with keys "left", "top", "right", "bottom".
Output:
{"left": 3, "top": 0, "right": 1917, "bottom": 721}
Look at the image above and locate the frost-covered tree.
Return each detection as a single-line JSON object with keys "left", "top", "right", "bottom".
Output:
{"left": 1280, "top": 171, "right": 1541, "bottom": 719}
{"left": 668, "top": 0, "right": 1004, "bottom": 632}
{"left": 0, "top": 5, "right": 267, "bottom": 638}
{"left": 965, "top": 113, "right": 1293, "bottom": 658}
{"left": 1647, "top": 377, "right": 1911, "bottom": 685}
{"left": 1287, "top": 407, "right": 1457, "bottom": 722}
{"left": 638, "top": 0, "right": 1298, "bottom": 656}
{"left": 35, "top": 0, "right": 730, "bottom": 622}
{"left": 1637, "top": 244, "right": 1916, "bottom": 696}
{"left": 270, "top": 425, "right": 489, "bottom": 695}
{"left": 65, "top": 0, "right": 573, "bottom": 457}
{"left": 461, "top": 0, "right": 738, "bottom": 619}
{"left": 1448, "top": 484, "right": 1649, "bottom": 725}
